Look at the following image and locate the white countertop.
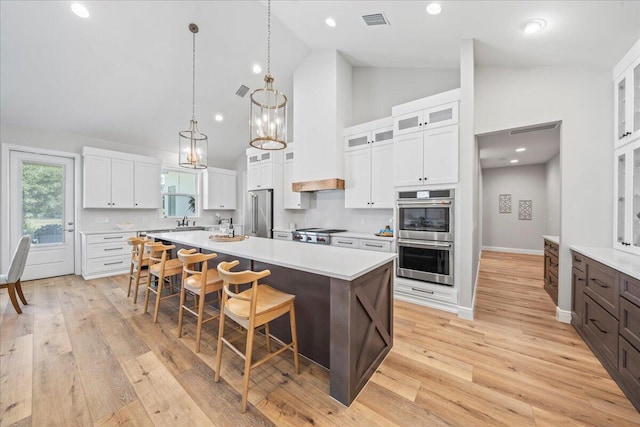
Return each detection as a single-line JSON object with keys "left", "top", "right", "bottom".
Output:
{"left": 542, "top": 235, "right": 560, "bottom": 245}
{"left": 148, "top": 230, "right": 396, "bottom": 281}
{"left": 81, "top": 225, "right": 218, "bottom": 235}
{"left": 570, "top": 246, "right": 640, "bottom": 280}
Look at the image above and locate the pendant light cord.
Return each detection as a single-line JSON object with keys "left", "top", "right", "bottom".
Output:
{"left": 267, "top": 0, "right": 271, "bottom": 76}
{"left": 192, "top": 29, "right": 196, "bottom": 120}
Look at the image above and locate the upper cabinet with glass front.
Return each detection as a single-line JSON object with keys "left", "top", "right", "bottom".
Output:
{"left": 614, "top": 40, "right": 640, "bottom": 148}
{"left": 614, "top": 139, "right": 640, "bottom": 255}
{"left": 613, "top": 38, "right": 640, "bottom": 254}
{"left": 392, "top": 89, "right": 460, "bottom": 137}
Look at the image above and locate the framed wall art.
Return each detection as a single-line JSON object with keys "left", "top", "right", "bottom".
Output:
{"left": 499, "top": 194, "right": 512, "bottom": 213}
{"left": 519, "top": 200, "right": 532, "bottom": 220}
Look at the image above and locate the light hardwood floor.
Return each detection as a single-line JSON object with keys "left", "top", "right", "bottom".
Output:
{"left": 1, "top": 251, "right": 638, "bottom": 426}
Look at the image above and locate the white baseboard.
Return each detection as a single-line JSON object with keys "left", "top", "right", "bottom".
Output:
{"left": 457, "top": 306, "right": 474, "bottom": 320}
{"left": 556, "top": 307, "right": 572, "bottom": 324}
{"left": 482, "top": 246, "right": 544, "bottom": 256}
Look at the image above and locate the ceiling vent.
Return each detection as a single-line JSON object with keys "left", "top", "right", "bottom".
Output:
{"left": 235, "top": 84, "right": 250, "bottom": 98}
{"left": 362, "top": 12, "right": 390, "bottom": 26}
{"left": 510, "top": 123, "right": 558, "bottom": 135}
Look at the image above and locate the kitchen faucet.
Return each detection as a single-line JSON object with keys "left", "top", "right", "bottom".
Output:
{"left": 177, "top": 216, "right": 189, "bottom": 227}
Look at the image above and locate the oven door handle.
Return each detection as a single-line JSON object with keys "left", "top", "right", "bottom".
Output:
{"left": 398, "top": 239, "right": 452, "bottom": 249}
{"left": 397, "top": 200, "right": 452, "bottom": 207}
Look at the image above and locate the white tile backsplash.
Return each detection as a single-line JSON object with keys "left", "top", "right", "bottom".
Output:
{"left": 278, "top": 190, "right": 393, "bottom": 233}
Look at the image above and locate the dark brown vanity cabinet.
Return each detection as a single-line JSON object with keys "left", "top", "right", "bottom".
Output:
{"left": 544, "top": 239, "right": 559, "bottom": 304}
{"left": 571, "top": 250, "right": 640, "bottom": 411}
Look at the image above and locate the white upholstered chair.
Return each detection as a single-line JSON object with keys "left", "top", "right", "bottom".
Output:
{"left": 0, "top": 235, "right": 32, "bottom": 314}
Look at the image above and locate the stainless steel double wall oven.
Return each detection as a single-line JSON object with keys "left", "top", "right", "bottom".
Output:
{"left": 396, "top": 189, "right": 454, "bottom": 286}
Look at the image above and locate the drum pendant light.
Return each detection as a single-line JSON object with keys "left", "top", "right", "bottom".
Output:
{"left": 249, "top": 0, "right": 288, "bottom": 150}
{"left": 179, "top": 23, "right": 208, "bottom": 169}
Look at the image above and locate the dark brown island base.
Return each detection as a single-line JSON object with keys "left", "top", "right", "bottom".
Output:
{"left": 149, "top": 230, "right": 396, "bottom": 405}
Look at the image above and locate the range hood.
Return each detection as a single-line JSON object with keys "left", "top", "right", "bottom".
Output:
{"left": 292, "top": 178, "right": 345, "bottom": 192}
{"left": 292, "top": 50, "right": 351, "bottom": 193}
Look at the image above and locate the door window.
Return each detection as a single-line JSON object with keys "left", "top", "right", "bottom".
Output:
{"left": 21, "top": 162, "right": 65, "bottom": 244}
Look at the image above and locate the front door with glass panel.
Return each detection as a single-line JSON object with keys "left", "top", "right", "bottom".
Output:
{"left": 9, "top": 151, "right": 75, "bottom": 280}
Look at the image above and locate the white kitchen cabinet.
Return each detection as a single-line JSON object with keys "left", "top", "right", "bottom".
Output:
{"left": 81, "top": 231, "right": 135, "bottom": 279}
{"left": 614, "top": 55, "right": 640, "bottom": 147}
{"left": 203, "top": 167, "right": 237, "bottom": 210}
{"left": 343, "top": 118, "right": 394, "bottom": 209}
{"left": 394, "top": 101, "right": 458, "bottom": 137}
{"left": 83, "top": 155, "right": 134, "bottom": 208}
{"left": 344, "top": 143, "right": 394, "bottom": 208}
{"left": 283, "top": 146, "right": 310, "bottom": 209}
{"left": 331, "top": 234, "right": 394, "bottom": 252}
{"left": 614, "top": 138, "right": 640, "bottom": 255}
{"left": 134, "top": 162, "right": 161, "bottom": 209}
{"left": 82, "top": 147, "right": 162, "bottom": 209}
{"left": 394, "top": 125, "right": 458, "bottom": 187}
{"left": 273, "top": 230, "right": 293, "bottom": 241}
{"left": 344, "top": 124, "right": 394, "bottom": 151}
{"left": 246, "top": 148, "right": 282, "bottom": 191}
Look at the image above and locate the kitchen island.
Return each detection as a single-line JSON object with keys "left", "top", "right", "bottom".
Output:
{"left": 147, "top": 230, "right": 396, "bottom": 406}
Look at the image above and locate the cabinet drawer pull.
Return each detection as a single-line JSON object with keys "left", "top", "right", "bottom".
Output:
{"left": 337, "top": 240, "right": 354, "bottom": 245}
{"left": 412, "top": 288, "right": 434, "bottom": 294}
{"left": 364, "top": 243, "right": 383, "bottom": 248}
{"left": 573, "top": 256, "right": 581, "bottom": 263}
{"left": 577, "top": 277, "right": 584, "bottom": 282}
{"left": 104, "top": 247, "right": 124, "bottom": 251}
{"left": 590, "top": 278, "right": 609, "bottom": 289}
{"left": 588, "top": 318, "right": 607, "bottom": 334}
{"left": 103, "top": 236, "right": 123, "bottom": 240}
{"left": 104, "top": 261, "right": 124, "bottom": 266}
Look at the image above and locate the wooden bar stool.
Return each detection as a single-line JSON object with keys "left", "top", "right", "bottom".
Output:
{"left": 214, "top": 260, "right": 299, "bottom": 413}
{"left": 126, "top": 237, "right": 149, "bottom": 303}
{"left": 176, "top": 249, "right": 223, "bottom": 353}
{"left": 143, "top": 241, "right": 183, "bottom": 323}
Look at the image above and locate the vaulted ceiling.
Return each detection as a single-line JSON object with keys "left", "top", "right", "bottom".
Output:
{"left": 1, "top": 1, "right": 639, "bottom": 167}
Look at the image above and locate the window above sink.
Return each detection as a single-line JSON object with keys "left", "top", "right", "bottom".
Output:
{"left": 161, "top": 168, "right": 200, "bottom": 219}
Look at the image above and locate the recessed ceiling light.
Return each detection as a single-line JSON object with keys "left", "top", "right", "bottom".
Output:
{"left": 426, "top": 3, "right": 442, "bottom": 15}
{"left": 325, "top": 17, "right": 337, "bottom": 27}
{"left": 516, "top": 147, "right": 526, "bottom": 152}
{"left": 252, "top": 64, "right": 262, "bottom": 74}
{"left": 71, "top": 3, "right": 89, "bottom": 18}
{"left": 214, "top": 114, "right": 223, "bottom": 122}
{"left": 522, "top": 19, "right": 546, "bottom": 34}
{"left": 510, "top": 159, "right": 519, "bottom": 164}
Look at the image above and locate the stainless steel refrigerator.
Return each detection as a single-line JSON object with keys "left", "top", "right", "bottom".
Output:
{"left": 246, "top": 189, "right": 273, "bottom": 238}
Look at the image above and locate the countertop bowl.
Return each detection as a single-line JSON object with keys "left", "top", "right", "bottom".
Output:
{"left": 116, "top": 223, "right": 134, "bottom": 230}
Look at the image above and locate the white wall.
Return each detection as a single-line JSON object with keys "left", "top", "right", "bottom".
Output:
{"left": 458, "top": 39, "right": 477, "bottom": 318}
{"left": 482, "top": 164, "right": 547, "bottom": 252}
{"left": 546, "top": 153, "right": 561, "bottom": 236}
{"left": 351, "top": 67, "right": 460, "bottom": 125}
{"left": 475, "top": 66, "right": 612, "bottom": 319}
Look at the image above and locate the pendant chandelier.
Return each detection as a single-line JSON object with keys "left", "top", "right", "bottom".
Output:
{"left": 179, "top": 23, "right": 208, "bottom": 169}
{"left": 249, "top": 0, "right": 288, "bottom": 150}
